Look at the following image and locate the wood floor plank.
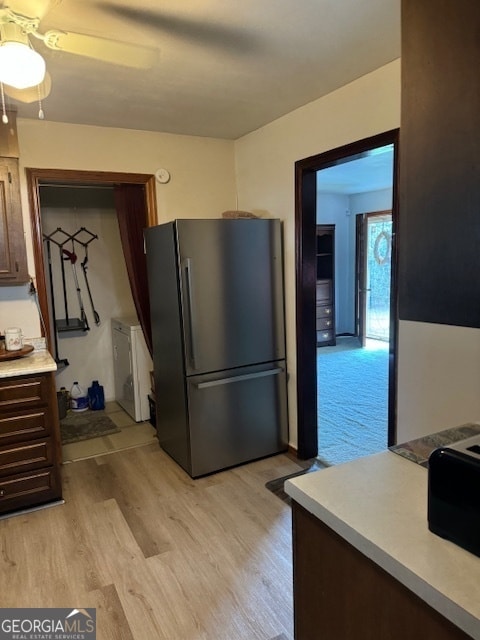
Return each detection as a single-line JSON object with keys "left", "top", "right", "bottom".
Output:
{"left": 0, "top": 501, "right": 104, "bottom": 604}
{"left": 88, "top": 584, "right": 136, "bottom": 640}
{"left": 0, "top": 447, "right": 298, "bottom": 639}
{"left": 71, "top": 497, "right": 189, "bottom": 639}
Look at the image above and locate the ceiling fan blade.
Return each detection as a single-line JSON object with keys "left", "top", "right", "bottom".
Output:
{"left": 3, "top": 71, "right": 51, "bottom": 102}
{"left": 96, "top": 4, "right": 258, "bottom": 53}
{"left": 42, "top": 29, "right": 157, "bottom": 68}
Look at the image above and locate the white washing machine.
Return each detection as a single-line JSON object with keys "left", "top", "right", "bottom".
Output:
{"left": 112, "top": 317, "right": 152, "bottom": 422}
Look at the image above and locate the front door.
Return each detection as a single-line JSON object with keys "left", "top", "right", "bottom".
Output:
{"left": 356, "top": 211, "right": 392, "bottom": 346}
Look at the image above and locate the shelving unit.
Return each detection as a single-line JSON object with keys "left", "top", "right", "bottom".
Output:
{"left": 316, "top": 224, "right": 335, "bottom": 347}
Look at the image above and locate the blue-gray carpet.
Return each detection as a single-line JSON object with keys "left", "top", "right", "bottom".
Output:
{"left": 317, "top": 337, "right": 389, "bottom": 466}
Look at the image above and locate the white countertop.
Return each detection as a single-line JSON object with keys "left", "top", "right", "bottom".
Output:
{"left": 0, "top": 350, "right": 57, "bottom": 378}
{"left": 285, "top": 451, "right": 480, "bottom": 640}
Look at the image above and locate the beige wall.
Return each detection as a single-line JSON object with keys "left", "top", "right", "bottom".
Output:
{"left": 234, "top": 58, "right": 480, "bottom": 447}
{"left": 397, "top": 322, "right": 480, "bottom": 442}
{"left": 0, "top": 121, "right": 236, "bottom": 338}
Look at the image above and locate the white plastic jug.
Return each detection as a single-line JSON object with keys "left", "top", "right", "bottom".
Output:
{"left": 70, "top": 382, "right": 88, "bottom": 412}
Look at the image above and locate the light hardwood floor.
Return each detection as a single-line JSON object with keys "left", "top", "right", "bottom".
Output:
{"left": 62, "top": 401, "right": 158, "bottom": 462}
{"left": 0, "top": 444, "right": 302, "bottom": 640}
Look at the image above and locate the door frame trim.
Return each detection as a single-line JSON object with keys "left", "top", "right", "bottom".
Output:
{"left": 26, "top": 168, "right": 157, "bottom": 349}
{"left": 295, "top": 129, "right": 399, "bottom": 459}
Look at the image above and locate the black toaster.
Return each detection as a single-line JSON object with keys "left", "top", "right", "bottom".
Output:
{"left": 428, "top": 434, "right": 480, "bottom": 557}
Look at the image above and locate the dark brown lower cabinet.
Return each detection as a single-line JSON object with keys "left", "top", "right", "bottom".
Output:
{"left": 0, "top": 371, "right": 62, "bottom": 514}
{"left": 292, "top": 502, "right": 473, "bottom": 640}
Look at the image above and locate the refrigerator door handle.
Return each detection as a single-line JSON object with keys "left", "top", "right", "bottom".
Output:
{"left": 194, "top": 367, "right": 284, "bottom": 389}
{"left": 183, "top": 258, "right": 197, "bottom": 370}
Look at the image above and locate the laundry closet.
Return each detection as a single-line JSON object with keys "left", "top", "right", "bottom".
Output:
{"left": 39, "top": 184, "right": 152, "bottom": 416}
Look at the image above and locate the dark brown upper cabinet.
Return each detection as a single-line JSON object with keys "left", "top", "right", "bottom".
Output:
{"left": 399, "top": 0, "right": 480, "bottom": 328}
{"left": 0, "top": 156, "right": 29, "bottom": 285}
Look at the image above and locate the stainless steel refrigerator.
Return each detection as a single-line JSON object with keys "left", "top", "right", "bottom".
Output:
{"left": 145, "top": 218, "right": 288, "bottom": 477}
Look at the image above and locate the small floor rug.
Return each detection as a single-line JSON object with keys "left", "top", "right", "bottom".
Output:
{"left": 60, "top": 410, "right": 121, "bottom": 444}
{"left": 265, "top": 459, "right": 327, "bottom": 505}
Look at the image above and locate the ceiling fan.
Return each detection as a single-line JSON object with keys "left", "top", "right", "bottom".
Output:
{"left": 96, "top": 3, "right": 259, "bottom": 53}
{"left": 0, "top": 0, "right": 158, "bottom": 107}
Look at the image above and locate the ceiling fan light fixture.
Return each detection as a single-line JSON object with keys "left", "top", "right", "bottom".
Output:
{"left": 0, "top": 41, "right": 46, "bottom": 89}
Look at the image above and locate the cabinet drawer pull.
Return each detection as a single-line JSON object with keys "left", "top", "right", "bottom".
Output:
{"left": 0, "top": 489, "right": 5, "bottom": 497}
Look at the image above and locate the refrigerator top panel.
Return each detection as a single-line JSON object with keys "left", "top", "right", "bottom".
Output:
{"left": 175, "top": 218, "right": 286, "bottom": 375}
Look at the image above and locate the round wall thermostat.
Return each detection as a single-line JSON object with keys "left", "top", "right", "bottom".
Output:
{"left": 155, "top": 168, "right": 171, "bottom": 184}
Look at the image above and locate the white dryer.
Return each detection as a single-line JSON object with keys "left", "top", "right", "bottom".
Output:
{"left": 111, "top": 317, "right": 152, "bottom": 422}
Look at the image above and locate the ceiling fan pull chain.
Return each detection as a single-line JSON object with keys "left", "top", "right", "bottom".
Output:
{"left": 37, "top": 85, "right": 44, "bottom": 120}
{"left": 0, "top": 83, "right": 8, "bottom": 124}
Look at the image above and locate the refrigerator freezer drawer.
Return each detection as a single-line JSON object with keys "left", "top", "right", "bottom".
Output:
{"left": 187, "top": 362, "right": 288, "bottom": 477}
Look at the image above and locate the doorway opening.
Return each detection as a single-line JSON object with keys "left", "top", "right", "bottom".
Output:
{"left": 295, "top": 129, "right": 399, "bottom": 462}
{"left": 27, "top": 168, "right": 158, "bottom": 461}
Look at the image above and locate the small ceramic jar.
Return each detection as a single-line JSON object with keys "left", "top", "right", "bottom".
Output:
{"left": 4, "top": 327, "right": 23, "bottom": 351}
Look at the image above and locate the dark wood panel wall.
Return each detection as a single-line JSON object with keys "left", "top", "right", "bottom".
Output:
{"left": 399, "top": 0, "right": 480, "bottom": 327}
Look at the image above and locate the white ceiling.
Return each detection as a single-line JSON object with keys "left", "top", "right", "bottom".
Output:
{"left": 317, "top": 145, "right": 394, "bottom": 194}
{"left": 3, "top": 0, "right": 401, "bottom": 140}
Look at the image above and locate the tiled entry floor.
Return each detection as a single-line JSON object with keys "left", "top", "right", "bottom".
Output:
{"left": 61, "top": 400, "right": 157, "bottom": 463}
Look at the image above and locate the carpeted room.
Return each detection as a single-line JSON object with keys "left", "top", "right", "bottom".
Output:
{"left": 317, "top": 336, "right": 389, "bottom": 466}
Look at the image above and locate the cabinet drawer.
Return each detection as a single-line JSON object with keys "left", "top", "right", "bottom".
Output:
{"left": 317, "top": 330, "right": 334, "bottom": 344}
{"left": 0, "top": 375, "right": 50, "bottom": 411}
{"left": 316, "top": 280, "right": 332, "bottom": 303}
{"left": 316, "top": 304, "right": 333, "bottom": 319}
{"left": 317, "top": 317, "right": 333, "bottom": 331}
{"left": 0, "top": 467, "right": 61, "bottom": 514}
{"left": 0, "top": 439, "right": 54, "bottom": 477}
{"left": 0, "top": 408, "right": 52, "bottom": 443}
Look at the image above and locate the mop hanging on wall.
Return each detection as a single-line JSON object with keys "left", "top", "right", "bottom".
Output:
{"left": 44, "top": 235, "right": 68, "bottom": 368}
{"left": 42, "top": 227, "right": 99, "bottom": 343}
{"left": 78, "top": 229, "right": 101, "bottom": 326}
{"left": 62, "top": 243, "right": 90, "bottom": 332}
